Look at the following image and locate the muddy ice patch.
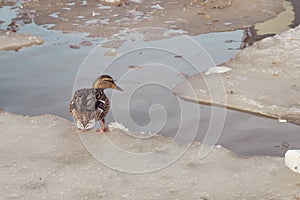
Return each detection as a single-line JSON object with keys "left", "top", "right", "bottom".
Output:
{"left": 14, "top": 0, "right": 284, "bottom": 37}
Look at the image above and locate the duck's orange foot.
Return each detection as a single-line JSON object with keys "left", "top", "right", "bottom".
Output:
{"left": 96, "top": 127, "right": 109, "bottom": 133}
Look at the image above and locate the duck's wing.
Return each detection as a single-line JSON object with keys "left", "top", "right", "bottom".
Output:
{"left": 95, "top": 99, "right": 106, "bottom": 113}
{"left": 70, "top": 89, "right": 96, "bottom": 116}
{"left": 70, "top": 88, "right": 101, "bottom": 130}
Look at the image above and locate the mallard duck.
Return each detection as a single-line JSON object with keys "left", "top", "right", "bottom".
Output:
{"left": 69, "top": 75, "right": 122, "bottom": 132}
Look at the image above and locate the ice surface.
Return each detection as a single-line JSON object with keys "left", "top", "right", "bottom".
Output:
{"left": 174, "top": 25, "right": 300, "bottom": 125}
{"left": 0, "top": 29, "right": 44, "bottom": 50}
{"left": 0, "top": 110, "right": 299, "bottom": 199}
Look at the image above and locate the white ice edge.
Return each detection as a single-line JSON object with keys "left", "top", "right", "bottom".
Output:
{"left": 205, "top": 66, "right": 232, "bottom": 75}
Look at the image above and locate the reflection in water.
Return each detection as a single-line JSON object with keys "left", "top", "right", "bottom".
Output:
{"left": 240, "top": 27, "right": 274, "bottom": 49}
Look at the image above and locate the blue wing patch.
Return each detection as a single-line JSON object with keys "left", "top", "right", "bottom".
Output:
{"left": 95, "top": 100, "right": 105, "bottom": 113}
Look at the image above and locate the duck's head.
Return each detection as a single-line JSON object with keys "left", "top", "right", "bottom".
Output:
{"left": 92, "top": 75, "right": 123, "bottom": 91}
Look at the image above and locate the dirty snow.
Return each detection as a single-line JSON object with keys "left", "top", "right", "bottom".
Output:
{"left": 0, "top": 29, "right": 44, "bottom": 50}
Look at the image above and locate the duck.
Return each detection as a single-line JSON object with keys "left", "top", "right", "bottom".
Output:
{"left": 69, "top": 75, "right": 123, "bottom": 132}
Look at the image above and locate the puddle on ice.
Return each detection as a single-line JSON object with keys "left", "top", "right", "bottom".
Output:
{"left": 0, "top": 3, "right": 299, "bottom": 157}
{"left": 81, "top": 0, "right": 88, "bottom": 6}
{"left": 0, "top": 6, "right": 19, "bottom": 27}
{"left": 243, "top": 0, "right": 300, "bottom": 48}
{"left": 255, "top": 0, "right": 295, "bottom": 35}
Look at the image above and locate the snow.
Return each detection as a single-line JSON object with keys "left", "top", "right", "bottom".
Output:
{"left": 129, "top": 0, "right": 144, "bottom": 3}
{"left": 173, "top": 25, "right": 300, "bottom": 125}
{"left": 102, "top": 0, "right": 120, "bottom": 3}
{"left": 0, "top": 110, "right": 299, "bottom": 199}
{"left": 205, "top": 66, "right": 232, "bottom": 75}
{"left": 0, "top": 30, "right": 44, "bottom": 50}
{"left": 285, "top": 150, "right": 300, "bottom": 174}
{"left": 151, "top": 4, "right": 165, "bottom": 10}
{"left": 108, "top": 122, "right": 129, "bottom": 132}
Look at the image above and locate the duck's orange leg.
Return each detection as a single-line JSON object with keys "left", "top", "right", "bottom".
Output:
{"left": 96, "top": 118, "right": 109, "bottom": 133}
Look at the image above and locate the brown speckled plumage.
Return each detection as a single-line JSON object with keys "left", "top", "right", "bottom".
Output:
{"left": 69, "top": 75, "right": 122, "bottom": 132}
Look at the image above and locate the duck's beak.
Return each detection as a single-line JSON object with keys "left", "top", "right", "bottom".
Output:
{"left": 113, "top": 84, "right": 123, "bottom": 91}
